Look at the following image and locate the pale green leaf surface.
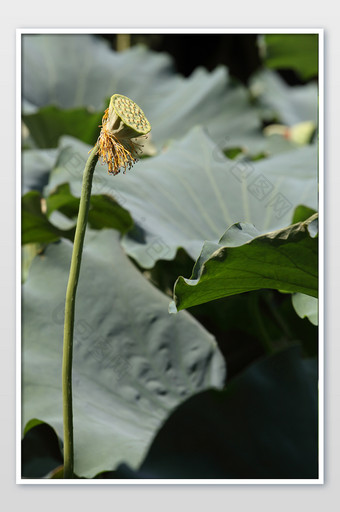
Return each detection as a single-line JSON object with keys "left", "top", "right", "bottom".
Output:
{"left": 250, "top": 69, "right": 318, "bottom": 125}
{"left": 22, "top": 229, "right": 225, "bottom": 477}
{"left": 292, "top": 293, "right": 318, "bottom": 325}
{"left": 22, "top": 34, "right": 266, "bottom": 154}
{"left": 45, "top": 128, "right": 318, "bottom": 268}
{"left": 22, "top": 148, "right": 58, "bottom": 194}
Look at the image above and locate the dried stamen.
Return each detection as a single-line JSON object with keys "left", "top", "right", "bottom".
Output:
{"left": 95, "top": 95, "right": 151, "bottom": 176}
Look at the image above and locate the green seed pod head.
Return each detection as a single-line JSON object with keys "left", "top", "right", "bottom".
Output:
{"left": 107, "top": 94, "right": 151, "bottom": 140}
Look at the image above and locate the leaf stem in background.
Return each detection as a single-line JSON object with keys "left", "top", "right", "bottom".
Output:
{"left": 116, "top": 34, "right": 131, "bottom": 51}
{"left": 248, "top": 292, "right": 275, "bottom": 355}
{"left": 263, "top": 291, "right": 294, "bottom": 341}
{"left": 62, "top": 144, "right": 99, "bottom": 478}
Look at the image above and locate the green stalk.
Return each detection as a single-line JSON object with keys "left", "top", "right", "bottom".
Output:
{"left": 62, "top": 144, "right": 99, "bottom": 478}
{"left": 263, "top": 291, "right": 293, "bottom": 341}
{"left": 248, "top": 292, "right": 275, "bottom": 355}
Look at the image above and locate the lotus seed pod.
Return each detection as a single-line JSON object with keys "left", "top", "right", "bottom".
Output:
{"left": 106, "top": 94, "right": 151, "bottom": 140}
{"left": 96, "top": 94, "right": 151, "bottom": 175}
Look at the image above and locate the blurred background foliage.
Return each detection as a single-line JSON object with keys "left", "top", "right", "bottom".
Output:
{"left": 21, "top": 32, "right": 319, "bottom": 480}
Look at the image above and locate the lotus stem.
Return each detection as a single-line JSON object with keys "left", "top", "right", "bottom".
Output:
{"left": 62, "top": 144, "right": 99, "bottom": 478}
{"left": 61, "top": 95, "right": 151, "bottom": 478}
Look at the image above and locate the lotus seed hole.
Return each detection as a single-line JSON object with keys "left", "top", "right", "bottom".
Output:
{"left": 113, "top": 95, "right": 150, "bottom": 134}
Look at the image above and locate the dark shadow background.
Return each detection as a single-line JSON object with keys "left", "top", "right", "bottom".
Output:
{"left": 100, "top": 33, "right": 307, "bottom": 86}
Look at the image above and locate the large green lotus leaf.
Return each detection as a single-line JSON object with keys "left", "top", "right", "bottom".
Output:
{"left": 262, "top": 34, "right": 318, "bottom": 81}
{"left": 45, "top": 128, "right": 317, "bottom": 268}
{"left": 22, "top": 185, "right": 134, "bottom": 245}
{"left": 22, "top": 106, "right": 103, "bottom": 148}
{"left": 46, "top": 183, "right": 134, "bottom": 234}
{"left": 22, "top": 34, "right": 266, "bottom": 154}
{"left": 250, "top": 69, "right": 318, "bottom": 125}
{"left": 116, "top": 345, "right": 318, "bottom": 479}
{"left": 22, "top": 34, "right": 173, "bottom": 111}
{"left": 22, "top": 190, "right": 75, "bottom": 244}
{"left": 22, "top": 229, "right": 225, "bottom": 478}
{"left": 171, "top": 214, "right": 318, "bottom": 312}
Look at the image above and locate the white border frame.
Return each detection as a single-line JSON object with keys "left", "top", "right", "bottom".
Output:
{"left": 16, "top": 27, "right": 324, "bottom": 485}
